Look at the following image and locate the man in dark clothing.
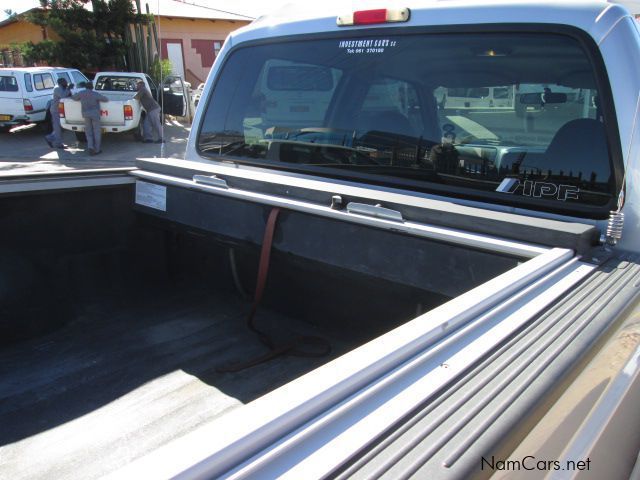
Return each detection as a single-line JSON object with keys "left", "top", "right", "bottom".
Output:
{"left": 45, "top": 78, "right": 73, "bottom": 149}
{"left": 71, "top": 81, "right": 109, "bottom": 155}
{"left": 134, "top": 81, "right": 163, "bottom": 143}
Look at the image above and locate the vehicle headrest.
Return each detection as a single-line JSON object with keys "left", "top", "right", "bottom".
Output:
{"left": 545, "top": 118, "right": 610, "bottom": 182}
{"left": 357, "top": 110, "right": 415, "bottom": 137}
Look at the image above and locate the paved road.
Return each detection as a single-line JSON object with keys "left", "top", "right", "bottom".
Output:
{"left": 0, "top": 117, "right": 191, "bottom": 176}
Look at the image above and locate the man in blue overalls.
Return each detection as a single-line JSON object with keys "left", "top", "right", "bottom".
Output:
{"left": 45, "top": 78, "right": 73, "bottom": 149}
{"left": 71, "top": 82, "right": 109, "bottom": 155}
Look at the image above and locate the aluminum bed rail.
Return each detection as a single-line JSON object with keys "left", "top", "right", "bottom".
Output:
{"left": 333, "top": 254, "right": 640, "bottom": 479}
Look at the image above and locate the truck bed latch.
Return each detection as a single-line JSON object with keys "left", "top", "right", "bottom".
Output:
{"left": 193, "top": 174, "right": 229, "bottom": 189}
{"left": 346, "top": 202, "right": 404, "bottom": 222}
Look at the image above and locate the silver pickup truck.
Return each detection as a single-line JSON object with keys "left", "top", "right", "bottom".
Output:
{"left": 1, "top": 1, "right": 639, "bottom": 479}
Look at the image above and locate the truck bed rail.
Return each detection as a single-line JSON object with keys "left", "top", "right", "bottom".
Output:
{"left": 332, "top": 254, "right": 640, "bottom": 479}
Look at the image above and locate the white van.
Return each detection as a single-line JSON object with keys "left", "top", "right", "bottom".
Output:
{"left": 256, "top": 59, "right": 343, "bottom": 129}
{"left": 0, "top": 67, "right": 88, "bottom": 131}
{"left": 435, "top": 85, "right": 516, "bottom": 110}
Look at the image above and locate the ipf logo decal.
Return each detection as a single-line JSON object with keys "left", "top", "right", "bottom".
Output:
{"left": 496, "top": 178, "right": 579, "bottom": 201}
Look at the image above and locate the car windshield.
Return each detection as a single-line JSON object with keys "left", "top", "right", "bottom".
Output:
{"left": 198, "top": 32, "right": 616, "bottom": 211}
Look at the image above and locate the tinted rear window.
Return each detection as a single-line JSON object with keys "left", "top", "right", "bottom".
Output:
{"left": 95, "top": 76, "right": 139, "bottom": 91}
{"left": 0, "top": 76, "right": 19, "bottom": 92}
{"left": 198, "top": 32, "right": 616, "bottom": 211}
{"left": 267, "top": 66, "right": 335, "bottom": 91}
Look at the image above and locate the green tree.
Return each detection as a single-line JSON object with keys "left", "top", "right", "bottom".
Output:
{"left": 25, "top": 0, "right": 137, "bottom": 71}
{"left": 150, "top": 58, "right": 172, "bottom": 85}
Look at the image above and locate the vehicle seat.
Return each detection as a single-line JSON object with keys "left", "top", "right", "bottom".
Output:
{"left": 541, "top": 118, "right": 610, "bottom": 182}
{"left": 356, "top": 110, "right": 416, "bottom": 138}
{"left": 500, "top": 119, "right": 610, "bottom": 183}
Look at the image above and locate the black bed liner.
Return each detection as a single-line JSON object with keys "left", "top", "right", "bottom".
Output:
{"left": 0, "top": 289, "right": 353, "bottom": 480}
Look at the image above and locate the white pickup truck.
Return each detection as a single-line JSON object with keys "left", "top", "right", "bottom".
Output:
{"left": 59, "top": 72, "right": 185, "bottom": 140}
{"left": 1, "top": 2, "right": 640, "bottom": 480}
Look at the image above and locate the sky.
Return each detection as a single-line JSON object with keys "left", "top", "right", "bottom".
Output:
{"left": 0, "top": 0, "right": 297, "bottom": 21}
{"left": 2, "top": 0, "right": 639, "bottom": 21}
{"left": 1, "top": 0, "right": 42, "bottom": 19}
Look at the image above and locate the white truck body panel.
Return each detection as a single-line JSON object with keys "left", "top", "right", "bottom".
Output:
{"left": 60, "top": 95, "right": 131, "bottom": 127}
{"left": 0, "top": 77, "right": 24, "bottom": 124}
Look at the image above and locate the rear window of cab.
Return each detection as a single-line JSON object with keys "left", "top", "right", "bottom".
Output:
{"left": 0, "top": 76, "right": 19, "bottom": 92}
{"left": 197, "top": 30, "right": 619, "bottom": 216}
{"left": 94, "top": 76, "right": 140, "bottom": 91}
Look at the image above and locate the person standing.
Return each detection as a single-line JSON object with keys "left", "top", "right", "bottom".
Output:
{"left": 134, "top": 81, "right": 163, "bottom": 143}
{"left": 71, "top": 81, "right": 109, "bottom": 155}
{"left": 45, "top": 78, "right": 73, "bottom": 149}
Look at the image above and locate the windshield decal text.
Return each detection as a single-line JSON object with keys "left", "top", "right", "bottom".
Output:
{"left": 496, "top": 179, "right": 580, "bottom": 201}
{"left": 338, "top": 39, "right": 397, "bottom": 55}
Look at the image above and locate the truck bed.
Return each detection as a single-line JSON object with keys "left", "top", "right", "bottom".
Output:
{"left": 0, "top": 176, "right": 461, "bottom": 479}
{"left": 0, "top": 171, "right": 607, "bottom": 479}
{"left": 0, "top": 287, "right": 351, "bottom": 480}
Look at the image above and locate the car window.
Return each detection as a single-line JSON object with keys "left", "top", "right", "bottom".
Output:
{"left": 95, "top": 76, "right": 139, "bottom": 91}
{"left": 493, "top": 87, "right": 510, "bottom": 99}
{"left": 145, "top": 75, "right": 158, "bottom": 98}
{"left": 56, "top": 72, "right": 71, "bottom": 85}
{"left": 71, "top": 71, "right": 88, "bottom": 86}
{"left": 0, "top": 75, "right": 19, "bottom": 92}
{"left": 24, "top": 73, "right": 33, "bottom": 92}
{"left": 145, "top": 75, "right": 156, "bottom": 90}
{"left": 34, "top": 73, "right": 55, "bottom": 90}
{"left": 198, "top": 32, "right": 615, "bottom": 211}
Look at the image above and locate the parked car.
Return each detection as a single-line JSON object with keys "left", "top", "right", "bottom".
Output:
{"left": 59, "top": 71, "right": 186, "bottom": 141}
{"left": 2, "top": 2, "right": 640, "bottom": 480}
{"left": 0, "top": 66, "right": 88, "bottom": 131}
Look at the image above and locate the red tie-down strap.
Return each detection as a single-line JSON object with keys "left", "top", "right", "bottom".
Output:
{"left": 217, "top": 207, "right": 331, "bottom": 373}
